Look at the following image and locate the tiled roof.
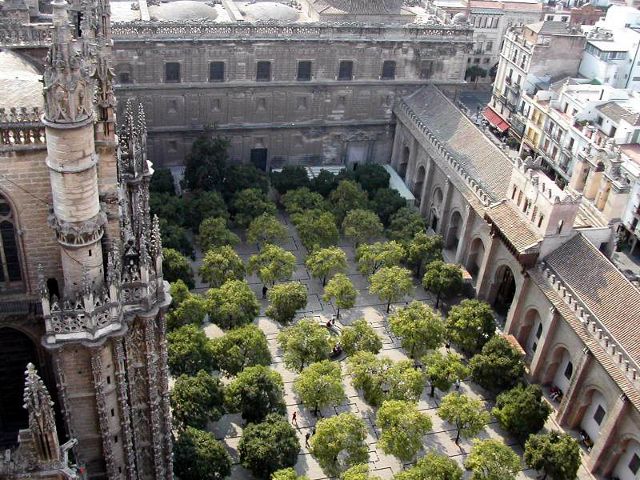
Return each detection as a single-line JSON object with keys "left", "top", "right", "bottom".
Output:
{"left": 486, "top": 201, "right": 541, "bottom": 253}
{"left": 400, "top": 85, "right": 513, "bottom": 201}
{"left": 544, "top": 234, "right": 640, "bottom": 362}
{"left": 597, "top": 101, "right": 640, "bottom": 127}
{"left": 311, "top": 0, "right": 404, "bottom": 14}
{"left": 529, "top": 267, "right": 640, "bottom": 411}
{"left": 527, "top": 20, "right": 578, "bottom": 35}
{"left": 0, "top": 50, "right": 43, "bottom": 111}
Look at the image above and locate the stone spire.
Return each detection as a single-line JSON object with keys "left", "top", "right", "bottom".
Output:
{"left": 43, "top": 0, "right": 95, "bottom": 125}
{"left": 23, "top": 363, "right": 59, "bottom": 464}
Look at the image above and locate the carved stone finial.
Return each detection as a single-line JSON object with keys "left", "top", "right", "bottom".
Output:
{"left": 23, "top": 363, "right": 60, "bottom": 463}
{"left": 37, "top": 264, "right": 48, "bottom": 299}
{"left": 150, "top": 214, "right": 163, "bottom": 258}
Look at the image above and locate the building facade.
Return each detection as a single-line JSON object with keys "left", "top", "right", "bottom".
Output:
{"left": 0, "top": 0, "right": 173, "bottom": 478}
{"left": 392, "top": 84, "right": 640, "bottom": 480}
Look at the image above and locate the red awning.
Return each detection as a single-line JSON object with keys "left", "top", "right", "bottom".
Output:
{"left": 483, "top": 106, "right": 510, "bottom": 133}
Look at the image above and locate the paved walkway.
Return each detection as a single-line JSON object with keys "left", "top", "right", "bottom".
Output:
{"left": 190, "top": 211, "right": 595, "bottom": 480}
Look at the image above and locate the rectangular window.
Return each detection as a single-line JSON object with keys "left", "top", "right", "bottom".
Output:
{"left": 256, "top": 61, "right": 271, "bottom": 82}
{"left": 535, "top": 323, "right": 543, "bottom": 339}
{"left": 629, "top": 454, "right": 640, "bottom": 475}
{"left": 381, "top": 60, "right": 396, "bottom": 80}
{"left": 118, "top": 72, "right": 131, "bottom": 84}
{"left": 593, "top": 405, "right": 606, "bottom": 425}
{"left": 338, "top": 60, "right": 354, "bottom": 81}
{"left": 297, "top": 61, "right": 312, "bottom": 81}
{"left": 165, "top": 62, "right": 180, "bottom": 83}
{"left": 209, "top": 61, "right": 225, "bottom": 82}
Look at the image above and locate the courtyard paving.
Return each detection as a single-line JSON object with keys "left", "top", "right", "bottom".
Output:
{"left": 190, "top": 211, "right": 595, "bottom": 480}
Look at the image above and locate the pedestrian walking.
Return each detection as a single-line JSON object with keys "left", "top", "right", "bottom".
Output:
{"left": 454, "top": 379, "right": 461, "bottom": 391}
{"left": 262, "top": 285, "right": 268, "bottom": 299}
{"left": 292, "top": 411, "right": 298, "bottom": 427}
{"left": 305, "top": 432, "right": 311, "bottom": 447}
{"left": 445, "top": 341, "right": 451, "bottom": 352}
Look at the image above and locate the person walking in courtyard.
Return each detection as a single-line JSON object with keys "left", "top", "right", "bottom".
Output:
{"left": 305, "top": 431, "right": 311, "bottom": 447}
{"left": 292, "top": 411, "right": 298, "bottom": 428}
{"left": 262, "top": 285, "right": 268, "bottom": 299}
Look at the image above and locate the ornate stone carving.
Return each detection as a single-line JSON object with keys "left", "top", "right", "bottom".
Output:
{"left": 91, "top": 349, "right": 117, "bottom": 478}
{"left": 48, "top": 210, "right": 108, "bottom": 247}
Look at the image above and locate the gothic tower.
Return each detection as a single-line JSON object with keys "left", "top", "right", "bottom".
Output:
{"left": 38, "top": 0, "right": 173, "bottom": 478}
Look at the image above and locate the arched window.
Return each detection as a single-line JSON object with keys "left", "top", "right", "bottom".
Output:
{"left": 0, "top": 196, "right": 22, "bottom": 287}
{"left": 563, "top": 361, "right": 573, "bottom": 380}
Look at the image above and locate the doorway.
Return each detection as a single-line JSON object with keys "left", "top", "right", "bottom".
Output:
{"left": 250, "top": 148, "right": 268, "bottom": 171}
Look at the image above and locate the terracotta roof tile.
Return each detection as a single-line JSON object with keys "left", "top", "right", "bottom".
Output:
{"left": 486, "top": 201, "right": 542, "bottom": 252}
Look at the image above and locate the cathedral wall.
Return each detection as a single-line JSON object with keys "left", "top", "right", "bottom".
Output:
{"left": 111, "top": 36, "right": 470, "bottom": 166}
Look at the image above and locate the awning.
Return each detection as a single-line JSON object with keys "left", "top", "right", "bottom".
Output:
{"left": 483, "top": 106, "right": 510, "bottom": 133}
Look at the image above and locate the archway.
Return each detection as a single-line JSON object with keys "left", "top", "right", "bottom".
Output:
{"left": 576, "top": 388, "right": 609, "bottom": 442}
{"left": 465, "top": 237, "right": 485, "bottom": 279}
{"left": 445, "top": 211, "right": 462, "bottom": 250}
{"left": 413, "top": 165, "right": 426, "bottom": 202}
{"left": 0, "top": 328, "right": 39, "bottom": 447}
{"left": 612, "top": 438, "right": 640, "bottom": 480}
{"left": 519, "top": 308, "right": 542, "bottom": 354}
{"left": 399, "top": 146, "right": 410, "bottom": 180}
{"left": 492, "top": 265, "right": 516, "bottom": 315}
{"left": 429, "top": 187, "right": 443, "bottom": 232}
{"left": 542, "top": 345, "right": 573, "bottom": 393}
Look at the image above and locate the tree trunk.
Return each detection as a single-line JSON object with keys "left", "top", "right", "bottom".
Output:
{"left": 435, "top": 290, "right": 441, "bottom": 309}
{"left": 314, "top": 403, "right": 319, "bottom": 416}
{"left": 322, "top": 276, "right": 327, "bottom": 286}
{"left": 416, "top": 263, "right": 422, "bottom": 279}
{"left": 386, "top": 300, "right": 391, "bottom": 313}
{"left": 430, "top": 384, "right": 436, "bottom": 397}
{"left": 336, "top": 307, "right": 341, "bottom": 319}
{"left": 455, "top": 429, "right": 460, "bottom": 444}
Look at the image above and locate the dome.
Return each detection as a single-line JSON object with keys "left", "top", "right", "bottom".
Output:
{"left": 239, "top": 1, "right": 301, "bottom": 22}
{"left": 149, "top": 1, "right": 218, "bottom": 21}
{"left": 452, "top": 12, "right": 468, "bottom": 24}
{"left": 0, "top": 50, "right": 43, "bottom": 110}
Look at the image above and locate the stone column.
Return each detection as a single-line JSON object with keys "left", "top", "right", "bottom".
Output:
{"left": 90, "top": 348, "right": 117, "bottom": 479}
{"left": 390, "top": 125, "right": 403, "bottom": 170}
{"left": 404, "top": 138, "right": 419, "bottom": 188}
{"left": 114, "top": 338, "right": 137, "bottom": 480}
{"left": 419, "top": 157, "right": 434, "bottom": 216}
{"left": 556, "top": 348, "right": 593, "bottom": 426}
{"left": 454, "top": 205, "right": 473, "bottom": 264}
{"left": 437, "top": 178, "right": 453, "bottom": 236}
{"left": 144, "top": 317, "right": 166, "bottom": 480}
{"left": 588, "top": 394, "right": 629, "bottom": 474}
{"left": 475, "top": 231, "right": 499, "bottom": 299}
{"left": 529, "top": 308, "right": 561, "bottom": 381}
{"left": 504, "top": 273, "right": 531, "bottom": 336}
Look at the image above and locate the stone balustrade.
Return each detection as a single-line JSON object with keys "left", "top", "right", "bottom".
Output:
{"left": 0, "top": 22, "right": 53, "bottom": 47}
{"left": 0, "top": 107, "right": 46, "bottom": 150}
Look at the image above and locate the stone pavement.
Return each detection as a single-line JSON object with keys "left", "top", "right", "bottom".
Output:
{"left": 191, "top": 211, "right": 595, "bottom": 480}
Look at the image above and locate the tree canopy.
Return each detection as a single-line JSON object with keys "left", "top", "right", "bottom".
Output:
{"left": 163, "top": 247, "right": 195, "bottom": 288}
{"left": 247, "top": 213, "right": 288, "bottom": 247}
{"left": 524, "top": 432, "right": 581, "bottom": 480}
{"left": 248, "top": 244, "right": 297, "bottom": 286}
{"left": 323, "top": 273, "right": 357, "bottom": 319}
{"left": 437, "top": 392, "right": 489, "bottom": 444}
{"left": 469, "top": 335, "right": 525, "bottom": 394}
{"left": 339, "top": 318, "right": 382, "bottom": 355}
{"left": 272, "top": 468, "right": 310, "bottom": 480}
{"left": 305, "top": 246, "right": 347, "bottom": 286}
{"left": 342, "top": 209, "right": 384, "bottom": 247}
{"left": 281, "top": 187, "right": 326, "bottom": 215}
{"left": 356, "top": 241, "right": 405, "bottom": 275}
{"left": 222, "top": 164, "right": 269, "bottom": 200}
{"left": 151, "top": 192, "right": 187, "bottom": 226}
{"left": 150, "top": 167, "right": 176, "bottom": 195}
{"left": 277, "top": 318, "right": 331, "bottom": 371}
{"left": 493, "top": 384, "right": 552, "bottom": 442}
{"left": 173, "top": 426, "right": 232, "bottom": 480}
{"left": 388, "top": 300, "right": 444, "bottom": 358}
{"left": 352, "top": 164, "right": 390, "bottom": 195}
{"left": 170, "top": 370, "right": 225, "bottom": 430}
{"left": 199, "top": 245, "right": 245, "bottom": 288}
{"left": 225, "top": 365, "right": 286, "bottom": 423}
{"left": 206, "top": 279, "right": 260, "bottom": 329}
{"left": 371, "top": 188, "right": 406, "bottom": 226}
{"left": 422, "top": 261, "right": 463, "bottom": 309}
{"left": 293, "top": 360, "right": 345, "bottom": 415}
{"left": 266, "top": 281, "right": 308, "bottom": 324}
{"left": 405, "top": 232, "right": 443, "bottom": 278}
{"left": 445, "top": 299, "right": 496, "bottom": 355}
{"left": 183, "top": 136, "right": 229, "bottom": 192}
{"left": 310, "top": 412, "right": 369, "bottom": 477}
{"left": 465, "top": 439, "right": 521, "bottom": 480}
{"left": 239, "top": 413, "right": 300, "bottom": 479}
{"left": 169, "top": 279, "right": 191, "bottom": 307}
{"left": 291, "top": 209, "right": 340, "bottom": 251}
{"left": 167, "top": 294, "right": 208, "bottom": 331}
{"left": 311, "top": 169, "right": 340, "bottom": 197}
{"left": 271, "top": 165, "right": 311, "bottom": 194}
{"left": 387, "top": 207, "right": 426, "bottom": 243}
{"left": 210, "top": 324, "right": 271, "bottom": 376}
{"left": 198, "top": 217, "right": 240, "bottom": 252}
{"left": 423, "top": 351, "right": 469, "bottom": 397}
{"left": 158, "top": 218, "right": 194, "bottom": 257}
{"left": 347, "top": 352, "right": 424, "bottom": 406}
{"left": 231, "top": 188, "right": 277, "bottom": 228}
{"left": 376, "top": 400, "right": 432, "bottom": 462}
{"left": 328, "top": 180, "right": 370, "bottom": 223}
{"left": 167, "top": 324, "right": 216, "bottom": 377}
{"left": 394, "top": 452, "right": 463, "bottom": 480}
{"left": 341, "top": 464, "right": 382, "bottom": 480}
{"left": 185, "top": 190, "right": 228, "bottom": 231}
{"left": 369, "top": 266, "right": 413, "bottom": 313}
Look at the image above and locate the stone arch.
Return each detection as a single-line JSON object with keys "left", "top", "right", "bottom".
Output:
{"left": 611, "top": 436, "right": 640, "bottom": 480}
{"left": 518, "top": 307, "right": 542, "bottom": 354}
{"left": 465, "top": 237, "right": 485, "bottom": 279}
{"left": 445, "top": 210, "right": 463, "bottom": 250}
{"left": 413, "top": 164, "right": 426, "bottom": 201}
{"left": 399, "top": 145, "right": 410, "bottom": 180}
{"left": 542, "top": 343, "right": 573, "bottom": 392}
{"left": 429, "top": 186, "right": 444, "bottom": 231}
{"left": 0, "top": 190, "right": 27, "bottom": 292}
{"left": 489, "top": 264, "right": 516, "bottom": 315}
{"left": 572, "top": 385, "right": 610, "bottom": 441}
